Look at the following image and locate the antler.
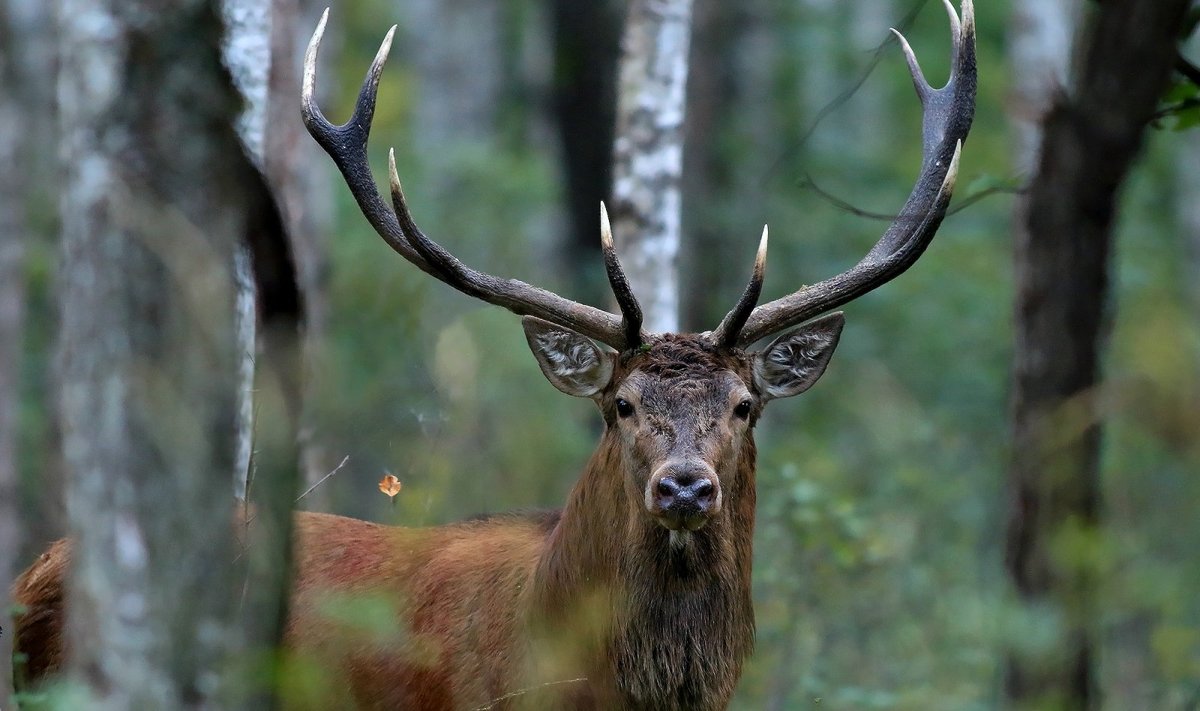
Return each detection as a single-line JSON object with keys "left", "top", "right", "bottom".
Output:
{"left": 302, "top": 9, "right": 644, "bottom": 351}
{"left": 716, "top": 0, "right": 976, "bottom": 349}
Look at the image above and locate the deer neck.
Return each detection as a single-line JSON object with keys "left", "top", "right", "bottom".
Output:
{"left": 529, "top": 434, "right": 758, "bottom": 708}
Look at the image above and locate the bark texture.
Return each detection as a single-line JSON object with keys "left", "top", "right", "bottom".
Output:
{"left": 265, "top": 0, "right": 333, "bottom": 498}
{"left": 1004, "top": 1, "right": 1193, "bottom": 709}
{"left": 222, "top": 3, "right": 306, "bottom": 704}
{"left": 55, "top": 0, "right": 266, "bottom": 705}
{"left": 611, "top": 0, "right": 694, "bottom": 333}
{"left": 0, "top": 2, "right": 29, "bottom": 701}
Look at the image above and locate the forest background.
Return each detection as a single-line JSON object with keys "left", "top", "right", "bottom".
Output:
{"left": 2, "top": 0, "right": 1199, "bottom": 709}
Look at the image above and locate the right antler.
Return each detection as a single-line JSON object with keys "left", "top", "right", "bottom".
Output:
{"left": 301, "top": 9, "right": 644, "bottom": 351}
{"left": 713, "top": 0, "right": 976, "bottom": 349}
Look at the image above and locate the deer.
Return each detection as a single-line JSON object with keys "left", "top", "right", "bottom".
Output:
{"left": 12, "top": 2, "right": 974, "bottom": 708}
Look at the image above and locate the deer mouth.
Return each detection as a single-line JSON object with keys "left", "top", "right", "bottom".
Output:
{"left": 654, "top": 509, "right": 710, "bottom": 532}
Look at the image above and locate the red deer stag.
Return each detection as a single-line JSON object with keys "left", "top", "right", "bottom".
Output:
{"left": 13, "top": 2, "right": 975, "bottom": 708}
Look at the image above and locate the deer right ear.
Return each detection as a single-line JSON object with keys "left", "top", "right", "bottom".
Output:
{"left": 522, "top": 317, "right": 614, "bottom": 398}
{"left": 752, "top": 312, "right": 844, "bottom": 401}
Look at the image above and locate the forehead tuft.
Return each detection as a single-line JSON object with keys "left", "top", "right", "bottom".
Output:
{"left": 621, "top": 334, "right": 745, "bottom": 381}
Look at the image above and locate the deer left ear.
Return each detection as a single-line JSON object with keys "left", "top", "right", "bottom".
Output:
{"left": 753, "top": 312, "right": 844, "bottom": 401}
{"left": 522, "top": 316, "right": 614, "bottom": 398}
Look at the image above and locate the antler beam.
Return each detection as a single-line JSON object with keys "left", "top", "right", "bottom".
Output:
{"left": 302, "top": 9, "right": 643, "bottom": 351}
{"left": 722, "top": 0, "right": 976, "bottom": 348}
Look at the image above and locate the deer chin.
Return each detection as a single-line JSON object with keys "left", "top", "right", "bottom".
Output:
{"left": 654, "top": 511, "right": 710, "bottom": 533}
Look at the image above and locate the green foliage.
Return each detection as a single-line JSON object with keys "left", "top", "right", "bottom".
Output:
{"left": 10, "top": 0, "right": 1200, "bottom": 707}
{"left": 291, "top": 0, "right": 1200, "bottom": 707}
{"left": 1156, "top": 78, "right": 1200, "bottom": 131}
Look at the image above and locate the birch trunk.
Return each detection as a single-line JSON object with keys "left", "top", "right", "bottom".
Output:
{"left": 56, "top": 0, "right": 262, "bottom": 705}
{"left": 265, "top": 0, "right": 334, "bottom": 500}
{"left": 221, "top": 0, "right": 269, "bottom": 501}
{"left": 611, "top": 0, "right": 694, "bottom": 333}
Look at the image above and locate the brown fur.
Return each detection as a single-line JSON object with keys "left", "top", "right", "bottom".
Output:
{"left": 12, "top": 337, "right": 776, "bottom": 710}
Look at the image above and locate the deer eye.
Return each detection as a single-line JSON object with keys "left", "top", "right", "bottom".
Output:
{"left": 615, "top": 398, "right": 635, "bottom": 418}
{"left": 733, "top": 399, "right": 752, "bottom": 420}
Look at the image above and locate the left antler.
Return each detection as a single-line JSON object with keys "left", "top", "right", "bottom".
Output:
{"left": 301, "top": 9, "right": 645, "bottom": 351}
{"left": 714, "top": 0, "right": 976, "bottom": 349}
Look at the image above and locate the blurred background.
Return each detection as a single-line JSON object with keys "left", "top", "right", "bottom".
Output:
{"left": 3, "top": 0, "right": 1199, "bottom": 708}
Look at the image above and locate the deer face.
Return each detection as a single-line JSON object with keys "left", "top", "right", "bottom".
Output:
{"left": 523, "top": 313, "right": 844, "bottom": 534}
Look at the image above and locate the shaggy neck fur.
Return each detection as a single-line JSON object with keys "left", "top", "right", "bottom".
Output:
{"left": 530, "top": 431, "right": 758, "bottom": 710}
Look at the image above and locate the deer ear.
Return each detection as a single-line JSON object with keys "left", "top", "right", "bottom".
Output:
{"left": 753, "top": 312, "right": 844, "bottom": 401}
{"left": 521, "top": 317, "right": 614, "bottom": 398}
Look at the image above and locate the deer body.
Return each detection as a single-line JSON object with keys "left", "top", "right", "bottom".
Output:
{"left": 13, "top": 2, "right": 975, "bottom": 708}
{"left": 286, "top": 337, "right": 762, "bottom": 710}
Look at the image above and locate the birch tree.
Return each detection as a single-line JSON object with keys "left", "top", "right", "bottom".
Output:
{"left": 611, "top": 0, "right": 694, "bottom": 332}
{"left": 55, "top": 0, "right": 276, "bottom": 705}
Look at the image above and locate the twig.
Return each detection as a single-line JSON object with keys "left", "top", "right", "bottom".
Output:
{"left": 295, "top": 454, "right": 350, "bottom": 505}
{"left": 469, "top": 678, "right": 588, "bottom": 711}
{"left": 761, "top": 0, "right": 930, "bottom": 187}
{"left": 242, "top": 454, "right": 350, "bottom": 529}
{"left": 798, "top": 173, "right": 1028, "bottom": 221}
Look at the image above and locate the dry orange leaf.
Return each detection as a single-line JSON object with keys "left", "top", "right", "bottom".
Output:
{"left": 378, "top": 473, "right": 402, "bottom": 499}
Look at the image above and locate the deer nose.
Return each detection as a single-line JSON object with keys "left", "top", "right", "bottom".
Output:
{"left": 648, "top": 462, "right": 720, "bottom": 531}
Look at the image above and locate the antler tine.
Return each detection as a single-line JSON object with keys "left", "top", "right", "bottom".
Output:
{"left": 302, "top": 11, "right": 426, "bottom": 271}
{"left": 600, "top": 202, "right": 644, "bottom": 349}
{"left": 711, "top": 226, "right": 768, "bottom": 348}
{"left": 304, "top": 11, "right": 631, "bottom": 350}
{"left": 731, "top": 0, "right": 975, "bottom": 349}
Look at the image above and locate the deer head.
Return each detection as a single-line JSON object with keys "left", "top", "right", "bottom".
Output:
{"left": 301, "top": 0, "right": 975, "bottom": 547}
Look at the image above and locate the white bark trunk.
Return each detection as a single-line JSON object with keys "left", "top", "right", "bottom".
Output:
{"left": 57, "top": 0, "right": 249, "bottom": 704}
{"left": 611, "top": 0, "right": 694, "bottom": 333}
{"left": 221, "top": 0, "right": 271, "bottom": 501}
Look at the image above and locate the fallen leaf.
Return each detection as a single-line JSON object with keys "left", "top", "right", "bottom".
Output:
{"left": 378, "top": 473, "right": 402, "bottom": 499}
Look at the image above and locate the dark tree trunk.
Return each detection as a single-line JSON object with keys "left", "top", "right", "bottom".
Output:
{"left": 1004, "top": 1, "right": 1193, "bottom": 709}
{"left": 547, "top": 0, "right": 622, "bottom": 303}
{"left": 680, "top": 0, "right": 743, "bottom": 329}
{"left": 55, "top": 0, "right": 287, "bottom": 704}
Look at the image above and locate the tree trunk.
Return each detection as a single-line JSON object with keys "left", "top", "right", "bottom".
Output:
{"left": 222, "top": 2, "right": 306, "bottom": 704}
{"left": 265, "top": 0, "right": 335, "bottom": 501}
{"left": 56, "top": 0, "right": 271, "bottom": 705}
{"left": 0, "top": 4, "right": 27, "bottom": 702}
{"left": 220, "top": 0, "right": 269, "bottom": 502}
{"left": 611, "top": 0, "right": 694, "bottom": 332}
{"left": 1004, "top": 2, "right": 1192, "bottom": 709}
{"left": 1, "top": 0, "right": 54, "bottom": 701}
{"left": 547, "top": 0, "right": 622, "bottom": 303}
{"left": 1009, "top": 0, "right": 1082, "bottom": 173}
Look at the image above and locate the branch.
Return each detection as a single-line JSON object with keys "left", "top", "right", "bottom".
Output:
{"left": 761, "top": 0, "right": 931, "bottom": 187}
{"left": 797, "top": 174, "right": 1027, "bottom": 221}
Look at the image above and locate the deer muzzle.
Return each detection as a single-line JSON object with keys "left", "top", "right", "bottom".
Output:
{"left": 646, "top": 460, "right": 721, "bottom": 531}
